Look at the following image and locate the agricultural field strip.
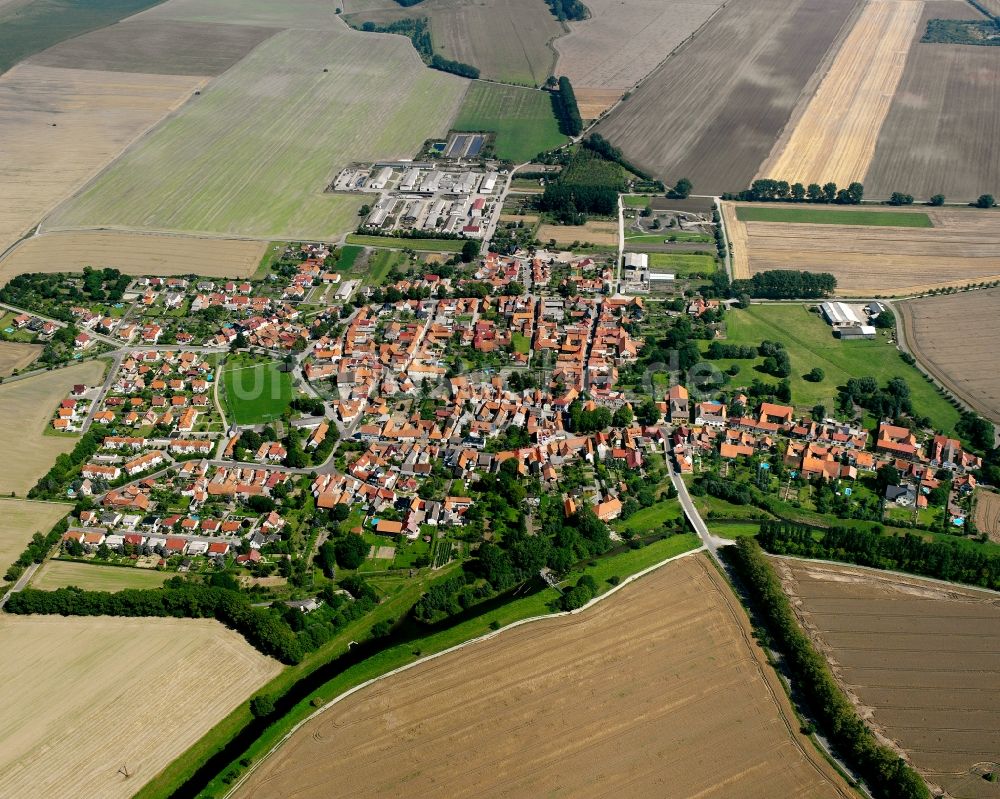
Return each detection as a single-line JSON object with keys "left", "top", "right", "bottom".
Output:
{"left": 554, "top": 0, "right": 724, "bottom": 92}
{"left": 0, "top": 231, "right": 266, "bottom": 286}
{"left": 863, "top": 1, "right": 1000, "bottom": 200}
{"left": 0, "top": 64, "right": 207, "bottom": 254}
{"left": 974, "top": 490, "right": 1000, "bottom": 543}
{"left": 0, "top": 499, "right": 69, "bottom": 580}
{"left": 237, "top": 555, "right": 852, "bottom": 798}
{"left": 897, "top": 289, "right": 1000, "bottom": 423}
{"left": 758, "top": 0, "right": 923, "bottom": 187}
{"left": 778, "top": 559, "right": 1000, "bottom": 792}
{"left": 45, "top": 26, "right": 468, "bottom": 241}
{"left": 130, "top": 0, "right": 345, "bottom": 28}
{"left": 594, "top": 0, "right": 862, "bottom": 195}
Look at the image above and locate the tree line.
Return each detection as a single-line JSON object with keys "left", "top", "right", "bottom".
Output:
{"left": 727, "top": 537, "right": 931, "bottom": 799}
{"left": 553, "top": 76, "right": 583, "bottom": 136}
{"left": 724, "top": 179, "right": 864, "bottom": 205}
{"left": 357, "top": 18, "right": 479, "bottom": 79}
{"left": 756, "top": 520, "right": 1000, "bottom": 590}
{"left": 731, "top": 270, "right": 837, "bottom": 299}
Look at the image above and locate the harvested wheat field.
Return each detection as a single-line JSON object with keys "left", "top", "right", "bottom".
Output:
{"left": 0, "top": 64, "right": 205, "bottom": 254}
{"left": 758, "top": 0, "right": 922, "bottom": 188}
{"left": 778, "top": 558, "right": 1000, "bottom": 799}
{"left": 0, "top": 341, "right": 41, "bottom": 376}
{"left": 0, "top": 231, "right": 266, "bottom": 286}
{"left": 974, "top": 490, "right": 1000, "bottom": 544}
{"left": 864, "top": 2, "right": 1000, "bottom": 201}
{"left": 0, "top": 615, "right": 281, "bottom": 799}
{"left": 898, "top": 288, "right": 1000, "bottom": 423}
{"left": 595, "top": 0, "right": 861, "bottom": 193}
{"left": 238, "top": 555, "right": 852, "bottom": 799}
{"left": 0, "top": 499, "right": 68, "bottom": 580}
{"left": 132, "top": 0, "right": 345, "bottom": 28}
{"left": 0, "top": 360, "right": 106, "bottom": 495}
{"left": 537, "top": 220, "right": 618, "bottom": 247}
{"left": 574, "top": 87, "right": 622, "bottom": 119}
{"left": 27, "top": 19, "right": 280, "bottom": 76}
{"left": 47, "top": 27, "right": 467, "bottom": 242}
{"left": 729, "top": 204, "right": 1000, "bottom": 295}
{"left": 554, "top": 0, "right": 724, "bottom": 99}
{"left": 722, "top": 201, "right": 750, "bottom": 279}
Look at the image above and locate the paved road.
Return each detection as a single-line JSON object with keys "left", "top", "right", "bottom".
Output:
{"left": 0, "top": 561, "right": 41, "bottom": 608}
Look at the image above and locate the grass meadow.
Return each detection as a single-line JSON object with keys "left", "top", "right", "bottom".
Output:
{"left": 735, "top": 206, "right": 933, "bottom": 227}
{"left": 222, "top": 356, "right": 293, "bottom": 425}
{"left": 452, "top": 82, "right": 565, "bottom": 162}
{"left": 647, "top": 253, "right": 716, "bottom": 275}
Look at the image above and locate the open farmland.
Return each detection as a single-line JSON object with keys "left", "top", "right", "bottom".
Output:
{"left": 344, "top": 0, "right": 563, "bottom": 86}
{"left": 238, "top": 555, "right": 852, "bottom": 799}
{"left": 0, "top": 231, "right": 265, "bottom": 286}
{"left": 595, "top": 0, "right": 861, "bottom": 193}
{"left": 777, "top": 558, "right": 1000, "bottom": 798}
{"left": 31, "top": 560, "right": 173, "bottom": 591}
{"left": 898, "top": 288, "right": 1000, "bottom": 423}
{"left": 716, "top": 303, "right": 961, "bottom": 432}
{"left": 0, "top": 342, "right": 41, "bottom": 376}
{"left": 46, "top": 26, "right": 468, "bottom": 242}
{"left": 0, "top": 499, "right": 68, "bottom": 583}
{"left": 0, "top": 615, "right": 281, "bottom": 799}
{"left": 0, "top": 64, "right": 206, "bottom": 254}
{"left": 727, "top": 203, "right": 1000, "bottom": 294}
{"left": 975, "top": 490, "right": 1000, "bottom": 544}
{"left": 131, "top": 0, "right": 344, "bottom": 28}
{"left": 537, "top": 220, "right": 619, "bottom": 247}
{"left": 758, "top": 0, "right": 922, "bottom": 188}
{"left": 554, "top": 0, "right": 724, "bottom": 112}
{"left": 0, "top": 360, "right": 106, "bottom": 495}
{"left": 864, "top": 1, "right": 1000, "bottom": 201}
{"left": 27, "top": 19, "right": 279, "bottom": 76}
{"left": 452, "top": 82, "right": 565, "bottom": 162}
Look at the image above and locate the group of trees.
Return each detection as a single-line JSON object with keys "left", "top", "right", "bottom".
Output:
{"left": 544, "top": 0, "right": 588, "bottom": 21}
{"left": 756, "top": 520, "right": 1000, "bottom": 591}
{"left": 552, "top": 76, "right": 583, "bottom": 136}
{"left": 728, "top": 538, "right": 931, "bottom": 799}
{"left": 581, "top": 134, "right": 656, "bottom": 183}
{"left": 732, "top": 270, "right": 837, "bottom": 299}
{"left": 837, "top": 375, "right": 912, "bottom": 422}
{"left": 705, "top": 342, "right": 757, "bottom": 360}
{"left": 666, "top": 177, "right": 692, "bottom": 200}
{"left": 725, "top": 179, "right": 864, "bottom": 205}
{"left": 758, "top": 340, "right": 791, "bottom": 378}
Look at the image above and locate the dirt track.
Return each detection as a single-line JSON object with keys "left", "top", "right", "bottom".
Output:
{"left": 238, "top": 555, "right": 852, "bottom": 799}
{"left": 778, "top": 558, "right": 1000, "bottom": 799}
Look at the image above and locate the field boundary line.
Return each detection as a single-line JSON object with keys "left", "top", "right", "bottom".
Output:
{"left": 223, "top": 543, "right": 706, "bottom": 799}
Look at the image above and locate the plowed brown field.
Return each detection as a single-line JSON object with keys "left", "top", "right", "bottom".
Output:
{"left": 778, "top": 558, "right": 1000, "bottom": 799}
{"left": 594, "top": 0, "right": 861, "bottom": 193}
{"left": 238, "top": 556, "right": 853, "bottom": 799}
{"left": 758, "top": 0, "right": 922, "bottom": 187}
{"left": 728, "top": 204, "right": 1000, "bottom": 295}
{"left": 974, "top": 490, "right": 1000, "bottom": 543}
{"left": 864, "top": 2, "right": 1000, "bottom": 201}
{"left": 898, "top": 288, "right": 1000, "bottom": 422}
{"left": 0, "top": 231, "right": 266, "bottom": 285}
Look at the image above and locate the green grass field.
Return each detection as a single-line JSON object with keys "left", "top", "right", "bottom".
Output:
{"left": 622, "top": 195, "right": 652, "bottom": 209}
{"left": 0, "top": 0, "right": 167, "bottom": 74}
{"left": 615, "top": 500, "right": 683, "bottom": 534}
{"left": 625, "top": 231, "right": 713, "bottom": 244}
{"left": 222, "top": 356, "right": 293, "bottom": 425}
{"left": 346, "top": 235, "right": 466, "bottom": 254}
{"left": 32, "top": 560, "right": 172, "bottom": 591}
{"left": 336, "top": 244, "right": 363, "bottom": 273}
{"left": 735, "top": 206, "right": 933, "bottom": 227}
{"left": 452, "top": 82, "right": 566, "bottom": 163}
{"left": 48, "top": 26, "right": 467, "bottom": 240}
{"left": 511, "top": 331, "right": 530, "bottom": 354}
{"left": 647, "top": 253, "right": 716, "bottom": 276}
{"left": 714, "top": 304, "right": 960, "bottom": 433}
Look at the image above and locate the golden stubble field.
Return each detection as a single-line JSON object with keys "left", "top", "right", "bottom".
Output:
{"left": 0, "top": 231, "right": 266, "bottom": 285}
{"left": 238, "top": 556, "right": 852, "bottom": 799}
{"left": 0, "top": 341, "right": 42, "bottom": 376}
{"left": 0, "top": 498, "right": 68, "bottom": 579}
{"left": 0, "top": 64, "right": 206, "bottom": 254}
{"left": 554, "top": 0, "right": 724, "bottom": 110}
{"left": 0, "top": 360, "right": 106, "bottom": 495}
{"left": 778, "top": 558, "right": 1000, "bottom": 799}
{"left": 726, "top": 204, "right": 1000, "bottom": 294}
{"left": 0, "top": 615, "right": 281, "bottom": 799}
{"left": 898, "top": 288, "right": 1000, "bottom": 423}
{"left": 974, "top": 490, "right": 1000, "bottom": 543}
{"left": 758, "top": 0, "right": 923, "bottom": 187}
{"left": 537, "top": 220, "right": 619, "bottom": 246}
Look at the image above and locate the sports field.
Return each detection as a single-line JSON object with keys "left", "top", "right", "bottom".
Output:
{"left": 778, "top": 558, "right": 1000, "bottom": 798}
{"left": 758, "top": 0, "right": 922, "bottom": 187}
{"left": 238, "top": 555, "right": 853, "bottom": 799}
{"left": 715, "top": 303, "right": 960, "bottom": 432}
{"left": 222, "top": 357, "right": 294, "bottom": 425}
{"left": 0, "top": 360, "right": 107, "bottom": 495}
{"left": 0, "top": 63, "right": 205, "bottom": 253}
{"left": 0, "top": 498, "right": 68, "bottom": 582}
{"left": 47, "top": 26, "right": 468, "bottom": 241}
{"left": 452, "top": 82, "right": 565, "bottom": 163}
{"left": 31, "top": 560, "right": 173, "bottom": 591}
{"left": 0, "top": 231, "right": 265, "bottom": 285}
{"left": 0, "top": 615, "right": 281, "bottom": 799}
{"left": 735, "top": 206, "right": 932, "bottom": 227}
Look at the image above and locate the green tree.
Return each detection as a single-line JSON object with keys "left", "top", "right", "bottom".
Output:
{"left": 928, "top": 194, "right": 945, "bottom": 206}
{"left": 804, "top": 367, "right": 825, "bottom": 383}
{"left": 975, "top": 194, "right": 996, "bottom": 209}
{"left": 461, "top": 240, "right": 481, "bottom": 263}
{"left": 250, "top": 694, "right": 275, "bottom": 718}
{"left": 335, "top": 534, "right": 370, "bottom": 569}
